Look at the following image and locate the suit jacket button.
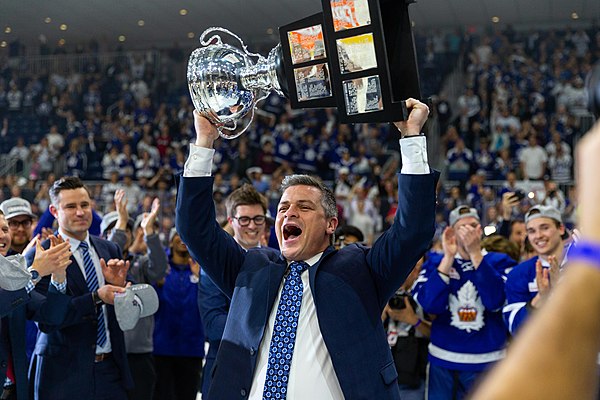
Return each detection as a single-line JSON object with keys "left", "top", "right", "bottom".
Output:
{"left": 249, "top": 347, "right": 255, "bottom": 356}
{"left": 1, "top": 360, "right": 6, "bottom": 368}
{"left": 240, "top": 389, "right": 247, "bottom": 396}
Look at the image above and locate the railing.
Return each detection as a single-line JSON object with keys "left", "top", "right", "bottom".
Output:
{"left": 0, "top": 155, "right": 18, "bottom": 177}
{"left": 11, "top": 50, "right": 161, "bottom": 78}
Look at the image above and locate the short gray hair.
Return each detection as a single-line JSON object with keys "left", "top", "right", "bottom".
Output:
{"left": 280, "top": 175, "right": 337, "bottom": 219}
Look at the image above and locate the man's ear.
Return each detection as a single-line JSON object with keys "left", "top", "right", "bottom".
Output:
{"left": 49, "top": 204, "right": 58, "bottom": 219}
{"left": 327, "top": 217, "right": 338, "bottom": 236}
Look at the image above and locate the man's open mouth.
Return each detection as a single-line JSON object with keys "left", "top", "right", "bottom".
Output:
{"left": 283, "top": 224, "right": 302, "bottom": 240}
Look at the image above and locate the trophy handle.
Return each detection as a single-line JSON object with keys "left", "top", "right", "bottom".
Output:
{"left": 217, "top": 107, "right": 252, "bottom": 140}
{"left": 200, "top": 27, "right": 266, "bottom": 63}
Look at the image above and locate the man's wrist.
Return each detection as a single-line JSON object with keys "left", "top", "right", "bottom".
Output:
{"left": 28, "top": 267, "right": 42, "bottom": 285}
{"left": 92, "top": 290, "right": 104, "bottom": 306}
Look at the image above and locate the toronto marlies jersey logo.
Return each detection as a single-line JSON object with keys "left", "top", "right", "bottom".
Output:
{"left": 449, "top": 281, "right": 485, "bottom": 332}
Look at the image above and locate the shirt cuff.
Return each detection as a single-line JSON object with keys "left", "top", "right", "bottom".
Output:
{"left": 183, "top": 145, "right": 215, "bottom": 177}
{"left": 25, "top": 280, "right": 36, "bottom": 294}
{"left": 51, "top": 277, "right": 68, "bottom": 294}
{"left": 399, "top": 136, "right": 430, "bottom": 175}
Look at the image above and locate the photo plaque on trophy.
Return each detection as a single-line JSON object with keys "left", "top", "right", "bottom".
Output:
{"left": 279, "top": 0, "right": 421, "bottom": 123}
{"left": 185, "top": 0, "right": 421, "bottom": 140}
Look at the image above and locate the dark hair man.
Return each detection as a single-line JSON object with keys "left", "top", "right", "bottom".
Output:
{"left": 26, "top": 177, "right": 131, "bottom": 400}
{"left": 176, "top": 98, "right": 437, "bottom": 399}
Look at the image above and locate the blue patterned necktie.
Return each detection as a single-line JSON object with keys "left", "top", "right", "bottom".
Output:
{"left": 79, "top": 241, "right": 107, "bottom": 347}
{"left": 263, "top": 260, "right": 310, "bottom": 399}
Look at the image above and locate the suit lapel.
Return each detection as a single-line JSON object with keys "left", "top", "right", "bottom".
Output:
{"left": 67, "top": 254, "right": 88, "bottom": 295}
{"left": 266, "top": 260, "right": 287, "bottom": 318}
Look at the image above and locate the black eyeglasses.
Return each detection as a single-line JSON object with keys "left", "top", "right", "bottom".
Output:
{"left": 233, "top": 215, "right": 266, "bottom": 226}
{"left": 8, "top": 219, "right": 32, "bottom": 229}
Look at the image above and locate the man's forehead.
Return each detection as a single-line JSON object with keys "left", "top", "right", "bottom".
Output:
{"left": 235, "top": 204, "right": 264, "bottom": 216}
{"left": 58, "top": 188, "right": 91, "bottom": 202}
{"left": 10, "top": 215, "right": 33, "bottom": 221}
{"left": 454, "top": 216, "right": 479, "bottom": 227}
{"left": 280, "top": 185, "right": 321, "bottom": 201}
{"left": 526, "top": 217, "right": 556, "bottom": 229}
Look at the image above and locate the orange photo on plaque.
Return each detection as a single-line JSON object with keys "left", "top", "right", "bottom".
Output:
{"left": 287, "top": 25, "right": 327, "bottom": 65}
{"left": 330, "top": 0, "right": 371, "bottom": 32}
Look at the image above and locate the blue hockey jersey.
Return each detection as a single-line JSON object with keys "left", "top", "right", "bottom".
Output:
{"left": 413, "top": 251, "right": 515, "bottom": 371}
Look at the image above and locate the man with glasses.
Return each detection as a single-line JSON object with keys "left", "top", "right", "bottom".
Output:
{"left": 0, "top": 198, "right": 36, "bottom": 255}
{"left": 503, "top": 205, "right": 567, "bottom": 335}
{"left": 198, "top": 184, "right": 278, "bottom": 396}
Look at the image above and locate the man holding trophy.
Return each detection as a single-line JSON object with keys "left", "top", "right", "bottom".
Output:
{"left": 177, "top": 98, "right": 436, "bottom": 399}
{"left": 178, "top": 1, "right": 433, "bottom": 398}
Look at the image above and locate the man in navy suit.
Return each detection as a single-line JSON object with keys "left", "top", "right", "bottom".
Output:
{"left": 177, "top": 98, "right": 438, "bottom": 399}
{"left": 27, "top": 177, "right": 132, "bottom": 400}
{"left": 1, "top": 210, "right": 73, "bottom": 400}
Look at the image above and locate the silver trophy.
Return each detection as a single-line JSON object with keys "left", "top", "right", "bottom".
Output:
{"left": 187, "top": 27, "right": 286, "bottom": 139}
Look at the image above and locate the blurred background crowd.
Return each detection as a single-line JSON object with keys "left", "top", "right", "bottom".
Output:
{"left": 0, "top": 24, "right": 597, "bottom": 248}
{"left": 0, "top": 21, "right": 599, "bottom": 399}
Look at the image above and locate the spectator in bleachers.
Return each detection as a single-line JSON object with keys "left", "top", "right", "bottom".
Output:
{"left": 63, "top": 137, "right": 87, "bottom": 178}
{"left": 30, "top": 136, "right": 58, "bottom": 180}
{"left": 8, "top": 136, "right": 30, "bottom": 173}
{"left": 540, "top": 179, "right": 566, "bottom": 214}
{"left": 473, "top": 138, "right": 496, "bottom": 180}
{"left": 135, "top": 149, "right": 158, "bottom": 180}
{"left": 446, "top": 137, "right": 473, "bottom": 183}
{"left": 547, "top": 143, "right": 572, "bottom": 183}
{"left": 45, "top": 124, "right": 65, "bottom": 153}
{"left": 519, "top": 134, "right": 548, "bottom": 180}
{"left": 6, "top": 82, "right": 23, "bottom": 115}
{"left": 121, "top": 175, "right": 143, "bottom": 215}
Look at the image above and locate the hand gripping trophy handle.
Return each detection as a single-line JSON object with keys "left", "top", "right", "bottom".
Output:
{"left": 187, "top": 27, "right": 287, "bottom": 140}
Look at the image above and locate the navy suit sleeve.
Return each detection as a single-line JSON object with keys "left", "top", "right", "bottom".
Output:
{"left": 25, "top": 285, "right": 71, "bottom": 327}
{"left": 0, "top": 288, "right": 29, "bottom": 318}
{"left": 176, "top": 176, "right": 246, "bottom": 298}
{"left": 365, "top": 171, "right": 439, "bottom": 307}
{"left": 198, "top": 270, "right": 229, "bottom": 341}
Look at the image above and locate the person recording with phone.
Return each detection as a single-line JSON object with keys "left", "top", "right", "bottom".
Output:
{"left": 496, "top": 190, "right": 528, "bottom": 260}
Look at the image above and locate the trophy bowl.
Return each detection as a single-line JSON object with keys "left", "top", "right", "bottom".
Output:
{"left": 187, "top": 28, "right": 286, "bottom": 139}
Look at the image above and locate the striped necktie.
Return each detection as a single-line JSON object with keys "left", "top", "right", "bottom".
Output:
{"left": 263, "top": 260, "right": 310, "bottom": 399}
{"left": 79, "top": 241, "right": 107, "bottom": 348}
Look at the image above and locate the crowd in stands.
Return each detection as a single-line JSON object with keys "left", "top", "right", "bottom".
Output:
{"left": 0, "top": 26, "right": 596, "bottom": 247}
{"left": 0, "top": 22, "right": 598, "bottom": 399}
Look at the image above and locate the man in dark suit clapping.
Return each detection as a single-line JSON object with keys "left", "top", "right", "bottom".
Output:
{"left": 26, "top": 177, "right": 132, "bottom": 400}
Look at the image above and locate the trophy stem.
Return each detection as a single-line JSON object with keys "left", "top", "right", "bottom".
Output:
{"left": 239, "top": 45, "right": 285, "bottom": 96}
